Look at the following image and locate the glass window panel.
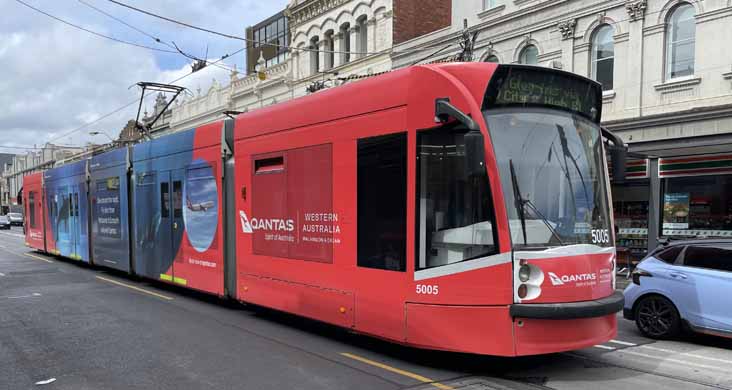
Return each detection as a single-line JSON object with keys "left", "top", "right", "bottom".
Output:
{"left": 357, "top": 133, "right": 407, "bottom": 271}
{"left": 416, "top": 126, "right": 497, "bottom": 269}
{"left": 662, "top": 175, "right": 732, "bottom": 238}
{"left": 683, "top": 246, "right": 732, "bottom": 272}
{"left": 485, "top": 55, "right": 499, "bottom": 63}
{"left": 666, "top": 4, "right": 695, "bottom": 80}
{"left": 519, "top": 45, "right": 538, "bottom": 65}
{"left": 592, "top": 25, "right": 614, "bottom": 91}
{"left": 161, "top": 182, "right": 169, "bottom": 218}
{"left": 656, "top": 246, "right": 683, "bottom": 263}
{"left": 173, "top": 181, "right": 182, "bottom": 219}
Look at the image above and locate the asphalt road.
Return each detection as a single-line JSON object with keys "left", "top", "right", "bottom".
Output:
{"left": 2, "top": 226, "right": 732, "bottom": 390}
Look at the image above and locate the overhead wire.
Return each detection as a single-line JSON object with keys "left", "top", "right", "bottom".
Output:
{"left": 75, "top": 0, "right": 237, "bottom": 73}
{"left": 43, "top": 46, "right": 245, "bottom": 145}
{"left": 103, "top": 0, "right": 456, "bottom": 57}
{"left": 13, "top": 0, "right": 177, "bottom": 54}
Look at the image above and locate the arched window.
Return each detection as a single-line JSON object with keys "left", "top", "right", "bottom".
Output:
{"left": 310, "top": 36, "right": 320, "bottom": 75}
{"left": 357, "top": 16, "right": 368, "bottom": 57}
{"left": 340, "top": 23, "right": 351, "bottom": 64}
{"left": 324, "top": 30, "right": 334, "bottom": 70}
{"left": 485, "top": 55, "right": 499, "bottom": 63}
{"left": 519, "top": 45, "right": 538, "bottom": 65}
{"left": 591, "top": 25, "right": 614, "bottom": 91}
{"left": 666, "top": 3, "right": 695, "bottom": 79}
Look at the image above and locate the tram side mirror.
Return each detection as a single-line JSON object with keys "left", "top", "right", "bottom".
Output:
{"left": 435, "top": 98, "right": 486, "bottom": 177}
{"left": 464, "top": 130, "right": 487, "bottom": 178}
{"left": 601, "top": 126, "right": 627, "bottom": 184}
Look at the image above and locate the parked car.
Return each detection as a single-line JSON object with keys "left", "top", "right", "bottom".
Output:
{"left": 0, "top": 215, "right": 10, "bottom": 230}
{"left": 7, "top": 212, "right": 22, "bottom": 226}
{"left": 624, "top": 239, "right": 732, "bottom": 339}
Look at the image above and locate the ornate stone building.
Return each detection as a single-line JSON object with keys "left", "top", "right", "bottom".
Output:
{"left": 151, "top": 0, "right": 452, "bottom": 135}
{"left": 393, "top": 0, "right": 732, "bottom": 258}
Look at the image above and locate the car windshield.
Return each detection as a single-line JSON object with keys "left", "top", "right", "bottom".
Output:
{"left": 8, "top": 213, "right": 21, "bottom": 218}
{"left": 0, "top": 216, "right": 9, "bottom": 222}
{"left": 484, "top": 107, "right": 612, "bottom": 249}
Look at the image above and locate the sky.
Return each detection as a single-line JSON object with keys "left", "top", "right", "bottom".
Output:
{"left": 0, "top": 0, "right": 289, "bottom": 153}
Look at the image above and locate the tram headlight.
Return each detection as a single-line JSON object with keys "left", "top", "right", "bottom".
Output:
{"left": 518, "top": 265, "right": 531, "bottom": 282}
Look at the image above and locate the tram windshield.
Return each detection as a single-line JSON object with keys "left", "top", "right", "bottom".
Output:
{"left": 484, "top": 108, "right": 611, "bottom": 249}
{"left": 480, "top": 65, "right": 611, "bottom": 249}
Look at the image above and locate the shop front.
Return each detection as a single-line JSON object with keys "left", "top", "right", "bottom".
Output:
{"left": 612, "top": 149, "right": 732, "bottom": 267}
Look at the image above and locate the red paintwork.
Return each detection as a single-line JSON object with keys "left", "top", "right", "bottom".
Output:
{"left": 164, "top": 122, "right": 226, "bottom": 296}
{"left": 231, "top": 63, "right": 617, "bottom": 356}
{"left": 20, "top": 63, "right": 616, "bottom": 357}
{"left": 528, "top": 253, "right": 615, "bottom": 303}
{"left": 23, "top": 172, "right": 46, "bottom": 251}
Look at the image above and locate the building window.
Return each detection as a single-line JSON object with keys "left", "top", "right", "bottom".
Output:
{"left": 485, "top": 55, "right": 499, "bottom": 63}
{"left": 324, "top": 30, "right": 334, "bottom": 70}
{"left": 340, "top": 23, "right": 351, "bottom": 64}
{"left": 483, "top": 0, "right": 501, "bottom": 9}
{"left": 591, "top": 24, "right": 614, "bottom": 91}
{"left": 357, "top": 16, "right": 368, "bottom": 57}
{"left": 666, "top": 3, "right": 695, "bottom": 80}
{"left": 519, "top": 45, "right": 538, "bottom": 64}
{"left": 310, "top": 36, "right": 320, "bottom": 75}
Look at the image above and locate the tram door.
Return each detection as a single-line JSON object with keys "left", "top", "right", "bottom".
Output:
{"left": 158, "top": 170, "right": 185, "bottom": 282}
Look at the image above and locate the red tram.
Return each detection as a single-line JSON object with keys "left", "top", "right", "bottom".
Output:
{"left": 25, "top": 63, "right": 625, "bottom": 356}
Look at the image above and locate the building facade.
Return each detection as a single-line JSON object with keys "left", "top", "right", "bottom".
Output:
{"left": 393, "top": 0, "right": 732, "bottom": 260}
{"left": 151, "top": 0, "right": 452, "bottom": 135}
{"left": 1, "top": 144, "right": 85, "bottom": 213}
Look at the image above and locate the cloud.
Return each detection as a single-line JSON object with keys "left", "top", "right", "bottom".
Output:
{"left": 0, "top": 0, "right": 288, "bottom": 151}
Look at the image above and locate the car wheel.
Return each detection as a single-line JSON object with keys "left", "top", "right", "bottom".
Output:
{"left": 635, "top": 295, "right": 681, "bottom": 339}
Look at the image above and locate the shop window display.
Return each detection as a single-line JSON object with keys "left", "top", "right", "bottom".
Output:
{"left": 662, "top": 175, "right": 732, "bottom": 238}
{"left": 613, "top": 181, "right": 650, "bottom": 266}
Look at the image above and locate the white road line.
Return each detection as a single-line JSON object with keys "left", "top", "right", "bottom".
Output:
{"left": 593, "top": 345, "right": 616, "bottom": 350}
{"left": 608, "top": 339, "right": 637, "bottom": 347}
{"left": 0, "top": 231, "right": 25, "bottom": 238}
{"left": 5, "top": 293, "right": 42, "bottom": 299}
{"left": 617, "top": 349, "right": 730, "bottom": 372}
{"left": 639, "top": 345, "right": 732, "bottom": 365}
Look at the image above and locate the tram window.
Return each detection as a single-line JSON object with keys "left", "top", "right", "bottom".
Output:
{"left": 357, "top": 132, "right": 407, "bottom": 272}
{"left": 29, "top": 191, "right": 36, "bottom": 228}
{"left": 74, "top": 193, "right": 79, "bottom": 217}
{"left": 173, "top": 181, "right": 183, "bottom": 218}
{"left": 161, "top": 182, "right": 170, "bottom": 218}
{"left": 416, "top": 126, "right": 498, "bottom": 270}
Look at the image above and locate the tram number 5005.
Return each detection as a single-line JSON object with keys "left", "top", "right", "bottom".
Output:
{"left": 416, "top": 284, "right": 439, "bottom": 295}
{"left": 591, "top": 229, "right": 610, "bottom": 244}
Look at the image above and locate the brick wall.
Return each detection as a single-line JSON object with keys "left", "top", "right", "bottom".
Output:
{"left": 393, "top": 0, "right": 451, "bottom": 45}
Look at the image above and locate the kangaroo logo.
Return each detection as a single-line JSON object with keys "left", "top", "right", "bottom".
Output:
{"left": 239, "top": 210, "right": 253, "bottom": 234}
{"left": 548, "top": 272, "right": 565, "bottom": 286}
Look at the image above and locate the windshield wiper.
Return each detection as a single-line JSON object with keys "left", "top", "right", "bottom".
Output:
{"left": 509, "top": 159, "right": 527, "bottom": 245}
{"left": 521, "top": 197, "right": 565, "bottom": 246}
{"left": 509, "top": 159, "right": 564, "bottom": 246}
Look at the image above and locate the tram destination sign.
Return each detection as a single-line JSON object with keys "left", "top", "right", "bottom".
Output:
{"left": 483, "top": 65, "right": 601, "bottom": 121}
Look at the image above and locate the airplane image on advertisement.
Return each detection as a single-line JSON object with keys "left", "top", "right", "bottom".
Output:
{"left": 186, "top": 196, "right": 214, "bottom": 212}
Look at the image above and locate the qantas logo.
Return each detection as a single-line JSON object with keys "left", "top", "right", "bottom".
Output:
{"left": 239, "top": 210, "right": 295, "bottom": 234}
{"left": 547, "top": 272, "right": 597, "bottom": 286}
{"left": 239, "top": 210, "right": 253, "bottom": 233}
